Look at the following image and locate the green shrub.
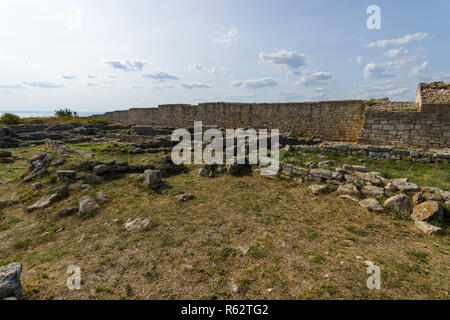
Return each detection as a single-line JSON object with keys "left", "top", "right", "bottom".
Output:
{"left": 0, "top": 113, "right": 21, "bottom": 125}
{"left": 55, "top": 108, "right": 78, "bottom": 119}
{"left": 364, "top": 100, "right": 376, "bottom": 106}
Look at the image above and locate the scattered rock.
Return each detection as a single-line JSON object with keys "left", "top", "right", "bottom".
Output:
{"left": 339, "top": 195, "right": 359, "bottom": 202}
{"left": 56, "top": 170, "right": 77, "bottom": 180}
{"left": 78, "top": 196, "right": 100, "bottom": 217}
{"left": 0, "top": 263, "right": 22, "bottom": 300}
{"left": 391, "top": 178, "right": 419, "bottom": 194}
{"left": 361, "top": 185, "right": 385, "bottom": 197}
{"left": 337, "top": 183, "right": 360, "bottom": 195}
{"left": 81, "top": 184, "right": 93, "bottom": 191}
{"left": 412, "top": 192, "right": 424, "bottom": 205}
{"left": 414, "top": 221, "right": 443, "bottom": 235}
{"left": 318, "top": 160, "right": 334, "bottom": 168}
{"left": 384, "top": 194, "right": 412, "bottom": 215}
{"left": 86, "top": 174, "right": 99, "bottom": 184}
{"left": 359, "top": 198, "right": 384, "bottom": 213}
{"left": 0, "top": 150, "right": 12, "bottom": 158}
{"left": 27, "top": 193, "right": 59, "bottom": 212}
{"left": 124, "top": 218, "right": 150, "bottom": 231}
{"left": 309, "top": 184, "right": 327, "bottom": 195}
{"left": 175, "top": 193, "right": 194, "bottom": 202}
{"left": 96, "top": 191, "right": 107, "bottom": 201}
{"left": 352, "top": 165, "right": 367, "bottom": 172}
{"left": 309, "top": 168, "right": 332, "bottom": 180}
{"left": 306, "top": 161, "right": 317, "bottom": 169}
{"left": 33, "top": 182, "right": 43, "bottom": 190}
{"left": 51, "top": 157, "right": 66, "bottom": 167}
{"left": 411, "top": 201, "right": 444, "bottom": 222}
{"left": 93, "top": 164, "right": 110, "bottom": 174}
{"left": 144, "top": 169, "right": 165, "bottom": 190}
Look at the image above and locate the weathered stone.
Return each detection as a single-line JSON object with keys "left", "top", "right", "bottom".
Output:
{"left": 309, "top": 184, "right": 327, "bottom": 195}
{"left": 422, "top": 191, "right": 442, "bottom": 202}
{"left": 51, "top": 157, "right": 66, "bottom": 167}
{"left": 361, "top": 185, "right": 385, "bottom": 197}
{"left": 391, "top": 179, "right": 419, "bottom": 193}
{"left": 144, "top": 169, "right": 164, "bottom": 189}
{"left": 0, "top": 150, "right": 12, "bottom": 158}
{"left": 0, "top": 263, "right": 22, "bottom": 300}
{"left": 412, "top": 192, "right": 424, "bottom": 205}
{"left": 96, "top": 191, "right": 107, "bottom": 201}
{"left": 411, "top": 201, "right": 444, "bottom": 222}
{"left": 318, "top": 160, "right": 334, "bottom": 168}
{"left": 175, "top": 193, "right": 194, "bottom": 202}
{"left": 56, "top": 170, "right": 77, "bottom": 179}
{"left": 339, "top": 195, "right": 360, "bottom": 202}
{"left": 93, "top": 164, "right": 110, "bottom": 174}
{"left": 306, "top": 161, "right": 317, "bottom": 168}
{"left": 309, "top": 168, "right": 332, "bottom": 180}
{"left": 359, "top": 198, "right": 384, "bottom": 213}
{"left": 384, "top": 194, "right": 412, "bottom": 215}
{"left": 414, "top": 221, "right": 443, "bottom": 235}
{"left": 78, "top": 196, "right": 100, "bottom": 217}
{"left": 441, "top": 191, "right": 450, "bottom": 202}
{"left": 352, "top": 165, "right": 367, "bottom": 172}
{"left": 86, "top": 174, "right": 99, "bottom": 184}
{"left": 337, "top": 183, "right": 360, "bottom": 195}
{"left": 124, "top": 218, "right": 150, "bottom": 231}
{"left": 56, "top": 207, "right": 77, "bottom": 218}
{"left": 27, "top": 193, "right": 59, "bottom": 212}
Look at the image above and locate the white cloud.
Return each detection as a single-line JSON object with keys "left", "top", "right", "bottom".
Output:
{"left": 294, "top": 69, "right": 333, "bottom": 86}
{"left": 356, "top": 56, "right": 363, "bottom": 64}
{"left": 0, "top": 84, "right": 26, "bottom": 89}
{"left": 104, "top": 60, "right": 146, "bottom": 72}
{"left": 87, "top": 75, "right": 98, "bottom": 79}
{"left": 23, "top": 81, "right": 64, "bottom": 88}
{"left": 212, "top": 28, "right": 239, "bottom": 47}
{"left": 363, "top": 62, "right": 394, "bottom": 79}
{"left": 353, "top": 79, "right": 410, "bottom": 99}
{"left": 384, "top": 47, "right": 408, "bottom": 58}
{"left": 259, "top": 49, "right": 308, "bottom": 76}
{"left": 409, "top": 61, "right": 429, "bottom": 79}
{"left": 179, "top": 82, "right": 213, "bottom": 89}
{"left": 431, "top": 73, "right": 450, "bottom": 81}
{"left": 386, "top": 88, "right": 409, "bottom": 96}
{"left": 142, "top": 71, "right": 180, "bottom": 81}
{"left": 186, "top": 64, "right": 230, "bottom": 75}
{"left": 367, "top": 32, "right": 431, "bottom": 48}
{"left": 62, "top": 73, "right": 77, "bottom": 80}
{"left": 150, "top": 84, "right": 174, "bottom": 90}
{"left": 231, "top": 77, "right": 278, "bottom": 89}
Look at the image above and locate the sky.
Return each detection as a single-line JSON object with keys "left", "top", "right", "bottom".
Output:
{"left": 0, "top": 0, "right": 449, "bottom": 113}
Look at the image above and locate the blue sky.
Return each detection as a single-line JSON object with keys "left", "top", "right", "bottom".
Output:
{"left": 0, "top": 0, "right": 449, "bottom": 113}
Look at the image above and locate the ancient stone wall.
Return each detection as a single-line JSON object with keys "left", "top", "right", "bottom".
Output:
{"left": 92, "top": 101, "right": 366, "bottom": 142}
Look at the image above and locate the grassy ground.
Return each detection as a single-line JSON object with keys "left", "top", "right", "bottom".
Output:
{"left": 0, "top": 144, "right": 449, "bottom": 300}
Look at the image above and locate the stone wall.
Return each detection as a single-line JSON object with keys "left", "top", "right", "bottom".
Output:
{"left": 357, "top": 104, "right": 450, "bottom": 148}
{"left": 93, "top": 101, "right": 366, "bottom": 142}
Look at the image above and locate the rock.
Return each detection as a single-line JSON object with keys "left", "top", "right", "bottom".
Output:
{"left": 96, "top": 191, "right": 107, "bottom": 201}
{"left": 343, "top": 164, "right": 353, "bottom": 171}
{"left": 318, "top": 160, "right": 334, "bottom": 168}
{"left": 56, "top": 207, "right": 77, "bottom": 218}
{"left": 444, "top": 200, "right": 450, "bottom": 208}
{"left": 309, "top": 168, "right": 332, "bottom": 180}
{"left": 175, "top": 193, "right": 194, "bottom": 202}
{"left": 86, "top": 174, "right": 99, "bottom": 184}
{"left": 33, "top": 183, "right": 43, "bottom": 190}
{"left": 441, "top": 191, "right": 450, "bottom": 202}
{"left": 78, "top": 196, "right": 100, "bottom": 217}
{"left": 384, "top": 194, "right": 412, "bottom": 215}
{"left": 0, "top": 263, "right": 22, "bottom": 300}
{"left": 337, "top": 184, "right": 360, "bottom": 195}
{"left": 384, "top": 182, "right": 398, "bottom": 193}
{"left": 412, "top": 192, "right": 424, "bottom": 205}
{"left": 93, "top": 164, "right": 110, "bottom": 174}
{"left": 414, "top": 221, "right": 443, "bottom": 235}
{"left": 331, "top": 171, "right": 345, "bottom": 182}
{"left": 391, "top": 179, "right": 419, "bottom": 194}
{"left": 124, "top": 218, "right": 150, "bottom": 231}
{"left": 361, "top": 185, "right": 385, "bottom": 197}
{"left": 359, "top": 198, "right": 384, "bottom": 213}
{"left": 56, "top": 170, "right": 77, "bottom": 179}
{"left": 411, "top": 201, "right": 444, "bottom": 222}
{"left": 422, "top": 191, "right": 442, "bottom": 202}
{"left": 352, "top": 165, "right": 367, "bottom": 172}
{"left": 27, "top": 193, "right": 59, "bottom": 212}
{"left": 306, "top": 161, "right": 317, "bottom": 169}
{"left": 81, "top": 184, "right": 93, "bottom": 191}
{"left": 339, "top": 195, "right": 360, "bottom": 202}
{"left": 309, "top": 184, "right": 327, "bottom": 195}
{"left": 51, "top": 157, "right": 66, "bottom": 167}
{"left": 144, "top": 169, "right": 164, "bottom": 189}
{"left": 0, "top": 150, "right": 12, "bottom": 158}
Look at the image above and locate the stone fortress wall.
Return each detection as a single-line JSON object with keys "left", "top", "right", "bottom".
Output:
{"left": 91, "top": 82, "right": 450, "bottom": 149}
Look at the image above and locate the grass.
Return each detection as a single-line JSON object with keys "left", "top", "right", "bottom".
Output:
{"left": 0, "top": 143, "right": 449, "bottom": 300}
{"left": 281, "top": 148, "right": 450, "bottom": 190}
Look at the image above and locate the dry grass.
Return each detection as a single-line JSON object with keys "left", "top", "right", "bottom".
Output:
{"left": 0, "top": 145, "right": 449, "bottom": 300}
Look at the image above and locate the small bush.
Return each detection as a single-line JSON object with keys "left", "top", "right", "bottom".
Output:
{"left": 0, "top": 113, "right": 21, "bottom": 125}
{"left": 364, "top": 100, "right": 376, "bottom": 106}
{"left": 55, "top": 108, "right": 78, "bottom": 119}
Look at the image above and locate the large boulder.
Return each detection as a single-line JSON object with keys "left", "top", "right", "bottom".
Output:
{"left": 359, "top": 198, "right": 384, "bottom": 213}
{"left": 0, "top": 263, "right": 22, "bottom": 299}
{"left": 361, "top": 185, "right": 385, "bottom": 197}
{"left": 390, "top": 178, "right": 419, "bottom": 194}
{"left": 337, "top": 184, "right": 360, "bottom": 195}
{"left": 144, "top": 169, "right": 165, "bottom": 190}
{"left": 384, "top": 194, "right": 412, "bottom": 215}
{"left": 309, "top": 168, "right": 332, "bottom": 180}
{"left": 79, "top": 196, "right": 100, "bottom": 217}
{"left": 411, "top": 201, "right": 444, "bottom": 222}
